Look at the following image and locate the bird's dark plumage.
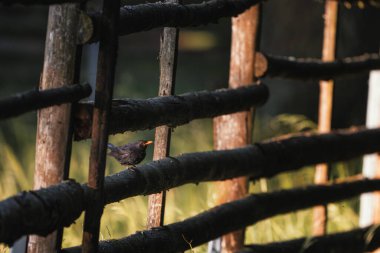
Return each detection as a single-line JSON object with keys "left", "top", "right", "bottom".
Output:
{"left": 107, "top": 140, "right": 153, "bottom": 166}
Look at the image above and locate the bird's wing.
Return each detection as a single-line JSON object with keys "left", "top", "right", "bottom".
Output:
{"left": 119, "top": 143, "right": 135, "bottom": 151}
{"left": 120, "top": 149, "right": 133, "bottom": 159}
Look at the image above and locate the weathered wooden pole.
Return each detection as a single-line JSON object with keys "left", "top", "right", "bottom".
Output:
{"left": 147, "top": 0, "right": 180, "bottom": 229}
{"left": 212, "top": 5, "right": 260, "bottom": 253}
{"left": 27, "top": 4, "right": 80, "bottom": 253}
{"left": 81, "top": 0, "right": 120, "bottom": 253}
{"left": 313, "top": 0, "right": 339, "bottom": 236}
{"left": 359, "top": 70, "right": 380, "bottom": 237}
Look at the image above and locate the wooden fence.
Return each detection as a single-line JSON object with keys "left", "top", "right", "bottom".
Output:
{"left": 0, "top": 0, "right": 380, "bottom": 253}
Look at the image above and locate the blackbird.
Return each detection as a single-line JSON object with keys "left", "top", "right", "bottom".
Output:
{"left": 107, "top": 140, "right": 153, "bottom": 166}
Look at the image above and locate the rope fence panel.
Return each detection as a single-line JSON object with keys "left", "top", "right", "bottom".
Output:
{"left": 0, "top": 127, "right": 379, "bottom": 245}
{"left": 62, "top": 179, "right": 380, "bottom": 253}
{"left": 2, "top": 0, "right": 380, "bottom": 252}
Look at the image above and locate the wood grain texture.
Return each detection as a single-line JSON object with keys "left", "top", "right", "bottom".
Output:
{"left": 313, "top": 0, "right": 339, "bottom": 236}
{"left": 28, "top": 4, "right": 80, "bottom": 253}
{"left": 213, "top": 5, "right": 260, "bottom": 252}
{"left": 81, "top": 0, "right": 120, "bottom": 253}
{"left": 147, "top": 22, "right": 179, "bottom": 228}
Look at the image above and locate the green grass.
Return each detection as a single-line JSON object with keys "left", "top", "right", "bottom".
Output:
{"left": 0, "top": 114, "right": 362, "bottom": 252}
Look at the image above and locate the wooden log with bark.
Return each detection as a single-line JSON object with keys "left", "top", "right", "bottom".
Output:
{"left": 81, "top": 0, "right": 121, "bottom": 252}
{"left": 29, "top": 4, "right": 82, "bottom": 253}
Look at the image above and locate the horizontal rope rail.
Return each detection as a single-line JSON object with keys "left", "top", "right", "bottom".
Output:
{"left": 103, "top": 127, "right": 380, "bottom": 203}
{"left": 0, "top": 180, "right": 84, "bottom": 245}
{"left": 0, "top": 0, "right": 83, "bottom": 5}
{"left": 1, "top": 0, "right": 375, "bottom": 7}
{"left": 239, "top": 225, "right": 380, "bottom": 253}
{"left": 255, "top": 52, "right": 380, "bottom": 80}
{"left": 63, "top": 179, "right": 380, "bottom": 253}
{"left": 73, "top": 83, "right": 268, "bottom": 140}
{"left": 0, "top": 127, "right": 379, "bottom": 245}
{"left": 0, "top": 83, "right": 91, "bottom": 120}
{"left": 81, "top": 0, "right": 264, "bottom": 43}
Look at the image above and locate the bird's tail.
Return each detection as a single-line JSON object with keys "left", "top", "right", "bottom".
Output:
{"left": 107, "top": 143, "right": 117, "bottom": 151}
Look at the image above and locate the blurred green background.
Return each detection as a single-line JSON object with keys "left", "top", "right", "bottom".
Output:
{"left": 1, "top": 1, "right": 380, "bottom": 252}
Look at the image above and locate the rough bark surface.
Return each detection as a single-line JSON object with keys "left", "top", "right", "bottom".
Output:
{"left": 147, "top": 10, "right": 179, "bottom": 229}
{"left": 63, "top": 180, "right": 380, "bottom": 253}
{"left": 212, "top": 5, "right": 259, "bottom": 252}
{"left": 73, "top": 84, "right": 269, "bottom": 140}
{"left": 239, "top": 225, "right": 380, "bottom": 253}
{"left": 0, "top": 84, "right": 91, "bottom": 120}
{"left": 81, "top": 0, "right": 120, "bottom": 253}
{"left": 314, "top": 0, "right": 338, "bottom": 237}
{"left": 255, "top": 53, "right": 380, "bottom": 80}
{"left": 29, "top": 4, "right": 80, "bottom": 253}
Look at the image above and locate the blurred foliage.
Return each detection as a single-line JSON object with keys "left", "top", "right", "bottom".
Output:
{"left": 313, "top": 0, "right": 380, "bottom": 9}
{"left": 0, "top": 113, "right": 363, "bottom": 252}
{"left": 342, "top": 0, "right": 380, "bottom": 9}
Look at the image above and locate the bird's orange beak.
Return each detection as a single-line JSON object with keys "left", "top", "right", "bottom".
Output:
{"left": 144, "top": 140, "right": 153, "bottom": 146}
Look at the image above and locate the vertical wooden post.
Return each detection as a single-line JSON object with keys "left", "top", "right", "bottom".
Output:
{"left": 147, "top": 0, "right": 180, "bottom": 229}
{"left": 28, "top": 4, "right": 80, "bottom": 253}
{"left": 360, "top": 70, "right": 380, "bottom": 231}
{"left": 212, "top": 5, "right": 260, "bottom": 253}
{"left": 81, "top": 0, "right": 120, "bottom": 253}
{"left": 313, "top": 0, "right": 339, "bottom": 236}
